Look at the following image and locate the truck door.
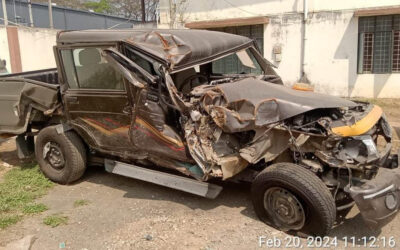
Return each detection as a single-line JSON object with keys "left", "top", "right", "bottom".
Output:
{"left": 102, "top": 47, "right": 190, "bottom": 162}
{"left": 58, "top": 46, "right": 133, "bottom": 151}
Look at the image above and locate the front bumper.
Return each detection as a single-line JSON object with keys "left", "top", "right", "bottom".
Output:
{"left": 346, "top": 153, "right": 400, "bottom": 228}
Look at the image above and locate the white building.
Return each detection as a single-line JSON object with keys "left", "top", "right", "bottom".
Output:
{"left": 158, "top": 0, "right": 400, "bottom": 98}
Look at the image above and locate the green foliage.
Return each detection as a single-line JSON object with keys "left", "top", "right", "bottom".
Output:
{"left": 0, "top": 215, "right": 21, "bottom": 229}
{"left": 23, "top": 203, "right": 48, "bottom": 214}
{"left": 43, "top": 214, "right": 69, "bottom": 227}
{"left": 0, "top": 164, "right": 53, "bottom": 229}
{"left": 84, "top": 0, "right": 113, "bottom": 14}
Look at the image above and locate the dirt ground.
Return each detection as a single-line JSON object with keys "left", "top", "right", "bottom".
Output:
{"left": 0, "top": 102, "right": 400, "bottom": 249}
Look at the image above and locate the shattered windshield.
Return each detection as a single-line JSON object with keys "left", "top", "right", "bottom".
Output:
{"left": 212, "top": 48, "right": 263, "bottom": 75}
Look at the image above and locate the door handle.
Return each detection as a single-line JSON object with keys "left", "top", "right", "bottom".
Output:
{"left": 66, "top": 96, "right": 79, "bottom": 104}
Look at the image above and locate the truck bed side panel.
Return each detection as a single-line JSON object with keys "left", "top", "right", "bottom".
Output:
{"left": 0, "top": 78, "right": 59, "bottom": 134}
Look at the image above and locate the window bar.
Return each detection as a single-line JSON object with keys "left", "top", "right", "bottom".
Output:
{"left": 393, "top": 30, "right": 400, "bottom": 72}
{"left": 363, "top": 33, "right": 374, "bottom": 73}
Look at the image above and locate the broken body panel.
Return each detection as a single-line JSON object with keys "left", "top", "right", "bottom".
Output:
{"left": 0, "top": 70, "right": 59, "bottom": 134}
{"left": 184, "top": 78, "right": 399, "bottom": 227}
{"left": 0, "top": 29, "right": 399, "bottom": 230}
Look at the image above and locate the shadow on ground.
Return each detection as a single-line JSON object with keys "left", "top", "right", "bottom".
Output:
{"left": 0, "top": 138, "right": 33, "bottom": 166}
{"left": 331, "top": 214, "right": 381, "bottom": 241}
{"left": 82, "top": 166, "right": 383, "bottom": 241}
{"left": 83, "top": 166, "right": 256, "bottom": 216}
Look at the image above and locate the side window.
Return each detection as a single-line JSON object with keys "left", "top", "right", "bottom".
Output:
{"left": 124, "top": 47, "right": 159, "bottom": 76}
{"left": 60, "top": 47, "right": 124, "bottom": 90}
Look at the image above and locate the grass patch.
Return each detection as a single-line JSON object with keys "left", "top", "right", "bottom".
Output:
{"left": 43, "top": 214, "right": 68, "bottom": 227}
{"left": 0, "top": 163, "right": 53, "bottom": 229}
{"left": 23, "top": 203, "right": 48, "bottom": 214}
{"left": 74, "top": 199, "right": 90, "bottom": 207}
{"left": 0, "top": 215, "right": 21, "bottom": 229}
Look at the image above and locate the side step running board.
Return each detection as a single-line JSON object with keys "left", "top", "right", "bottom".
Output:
{"left": 104, "top": 159, "right": 223, "bottom": 199}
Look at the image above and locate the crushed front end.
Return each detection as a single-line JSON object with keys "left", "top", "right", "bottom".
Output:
{"left": 178, "top": 78, "right": 400, "bottom": 229}
{"left": 325, "top": 104, "right": 400, "bottom": 228}
{"left": 314, "top": 103, "right": 400, "bottom": 228}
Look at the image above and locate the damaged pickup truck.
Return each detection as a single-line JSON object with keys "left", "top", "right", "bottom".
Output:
{"left": 0, "top": 29, "right": 399, "bottom": 236}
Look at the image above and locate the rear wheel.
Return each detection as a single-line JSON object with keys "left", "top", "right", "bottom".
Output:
{"left": 251, "top": 163, "right": 336, "bottom": 236}
{"left": 35, "top": 126, "right": 87, "bottom": 184}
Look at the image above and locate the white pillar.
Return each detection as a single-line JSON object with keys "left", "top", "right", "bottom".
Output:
{"left": 28, "top": 0, "right": 34, "bottom": 27}
{"left": 48, "top": 0, "right": 53, "bottom": 29}
{"left": 1, "top": 0, "right": 8, "bottom": 26}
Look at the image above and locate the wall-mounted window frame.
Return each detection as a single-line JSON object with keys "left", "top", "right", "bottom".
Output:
{"left": 358, "top": 15, "right": 400, "bottom": 74}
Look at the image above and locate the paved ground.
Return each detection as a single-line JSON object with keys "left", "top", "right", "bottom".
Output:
{"left": 0, "top": 102, "right": 400, "bottom": 249}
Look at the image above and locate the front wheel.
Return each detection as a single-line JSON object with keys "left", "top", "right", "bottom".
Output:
{"left": 35, "top": 126, "right": 87, "bottom": 184}
{"left": 251, "top": 163, "right": 336, "bottom": 236}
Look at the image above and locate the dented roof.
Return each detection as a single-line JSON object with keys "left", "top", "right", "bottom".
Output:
{"left": 57, "top": 29, "right": 254, "bottom": 71}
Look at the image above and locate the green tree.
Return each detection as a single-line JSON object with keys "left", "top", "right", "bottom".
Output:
{"left": 111, "top": 0, "right": 159, "bottom": 21}
{"left": 84, "top": 0, "right": 113, "bottom": 14}
{"left": 34, "top": 0, "right": 87, "bottom": 10}
{"left": 33, "top": 0, "right": 159, "bottom": 21}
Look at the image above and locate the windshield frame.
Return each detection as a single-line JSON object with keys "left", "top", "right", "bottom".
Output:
{"left": 169, "top": 43, "right": 274, "bottom": 76}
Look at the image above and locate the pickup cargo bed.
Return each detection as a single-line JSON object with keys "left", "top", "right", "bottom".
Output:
{"left": 0, "top": 68, "right": 60, "bottom": 135}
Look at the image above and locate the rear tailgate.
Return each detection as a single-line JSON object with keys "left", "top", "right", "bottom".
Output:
{"left": 0, "top": 78, "right": 59, "bottom": 135}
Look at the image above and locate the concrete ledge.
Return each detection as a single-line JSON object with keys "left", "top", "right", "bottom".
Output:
{"left": 354, "top": 6, "right": 400, "bottom": 16}
{"left": 185, "top": 16, "right": 269, "bottom": 29}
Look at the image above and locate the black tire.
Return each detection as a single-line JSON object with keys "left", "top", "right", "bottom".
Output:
{"left": 35, "top": 126, "right": 87, "bottom": 184}
{"left": 251, "top": 163, "right": 336, "bottom": 236}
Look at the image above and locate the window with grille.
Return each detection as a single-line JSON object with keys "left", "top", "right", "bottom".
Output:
{"left": 358, "top": 15, "right": 400, "bottom": 73}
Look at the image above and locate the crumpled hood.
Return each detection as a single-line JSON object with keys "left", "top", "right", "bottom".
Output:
{"left": 197, "top": 78, "right": 357, "bottom": 133}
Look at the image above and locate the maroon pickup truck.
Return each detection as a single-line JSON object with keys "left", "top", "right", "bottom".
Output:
{"left": 0, "top": 29, "right": 399, "bottom": 236}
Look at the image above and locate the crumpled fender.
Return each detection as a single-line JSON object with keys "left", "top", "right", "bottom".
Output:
{"left": 346, "top": 153, "right": 400, "bottom": 229}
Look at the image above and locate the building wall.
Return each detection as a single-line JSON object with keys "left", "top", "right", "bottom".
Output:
{"left": 267, "top": 11, "right": 400, "bottom": 98}
{"left": 18, "top": 27, "right": 58, "bottom": 72}
{"left": 0, "top": 27, "right": 11, "bottom": 73}
{"left": 305, "top": 12, "right": 400, "bottom": 98}
{"left": 0, "top": 22, "right": 157, "bottom": 74}
{"left": 0, "top": 26, "right": 57, "bottom": 73}
{"left": 162, "top": 0, "right": 400, "bottom": 22}
{"left": 159, "top": 0, "right": 400, "bottom": 98}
